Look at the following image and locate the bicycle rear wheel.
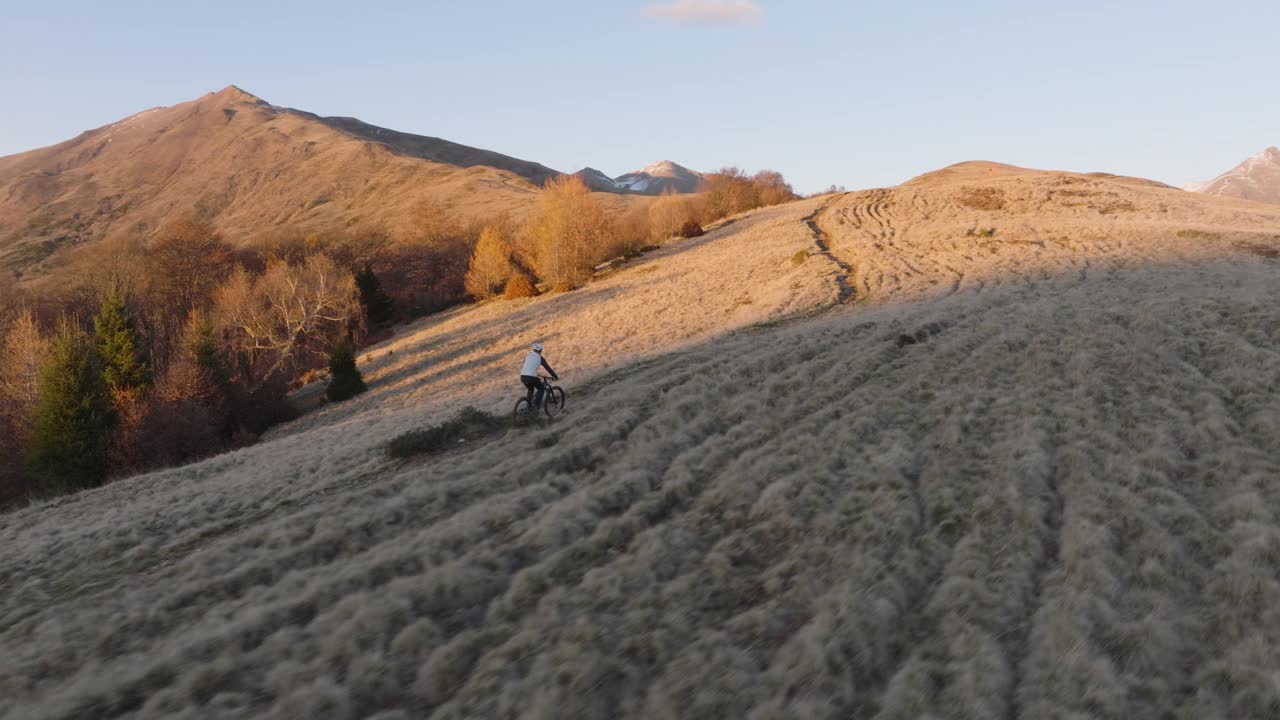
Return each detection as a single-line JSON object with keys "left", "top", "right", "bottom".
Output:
{"left": 544, "top": 387, "right": 566, "bottom": 417}
{"left": 513, "top": 398, "right": 534, "bottom": 425}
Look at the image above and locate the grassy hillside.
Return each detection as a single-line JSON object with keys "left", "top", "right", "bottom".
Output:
{"left": 0, "top": 86, "right": 646, "bottom": 277}
{"left": 3, "top": 164, "right": 1280, "bottom": 718}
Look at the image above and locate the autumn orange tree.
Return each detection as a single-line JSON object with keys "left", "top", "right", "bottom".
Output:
{"left": 649, "top": 191, "right": 704, "bottom": 241}
{"left": 0, "top": 309, "right": 50, "bottom": 503}
{"left": 464, "top": 225, "right": 514, "bottom": 300}
{"left": 525, "top": 175, "right": 616, "bottom": 288}
{"left": 701, "top": 167, "right": 798, "bottom": 221}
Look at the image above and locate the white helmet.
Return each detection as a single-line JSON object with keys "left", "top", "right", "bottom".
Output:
{"left": 532, "top": 342, "right": 543, "bottom": 352}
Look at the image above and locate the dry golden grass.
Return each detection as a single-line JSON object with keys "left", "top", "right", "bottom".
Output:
{"left": 4, "top": 163, "right": 1280, "bottom": 718}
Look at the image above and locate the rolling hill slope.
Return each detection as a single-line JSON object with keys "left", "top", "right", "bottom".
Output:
{"left": 0, "top": 87, "right": 643, "bottom": 276}
{"left": 3, "top": 162, "right": 1280, "bottom": 719}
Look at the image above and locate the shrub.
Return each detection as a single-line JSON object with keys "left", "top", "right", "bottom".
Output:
{"left": 1235, "top": 241, "right": 1280, "bottom": 260}
{"left": 791, "top": 250, "right": 808, "bottom": 266}
{"left": 504, "top": 272, "right": 538, "bottom": 300}
{"left": 26, "top": 320, "right": 116, "bottom": 493}
{"left": 326, "top": 341, "right": 367, "bottom": 402}
{"left": 1176, "top": 229, "right": 1222, "bottom": 241}
{"left": 551, "top": 280, "right": 575, "bottom": 294}
{"left": 649, "top": 193, "right": 705, "bottom": 241}
{"left": 678, "top": 220, "right": 705, "bottom": 239}
{"left": 958, "top": 187, "right": 1006, "bottom": 211}
{"left": 108, "top": 371, "right": 222, "bottom": 475}
{"left": 1096, "top": 199, "right": 1136, "bottom": 215}
{"left": 386, "top": 407, "right": 507, "bottom": 459}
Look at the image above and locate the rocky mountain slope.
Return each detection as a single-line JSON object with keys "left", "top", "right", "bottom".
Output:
{"left": 1186, "top": 146, "right": 1280, "bottom": 204}
{"left": 0, "top": 87, "right": 642, "bottom": 277}
{"left": 4, "top": 162, "right": 1280, "bottom": 719}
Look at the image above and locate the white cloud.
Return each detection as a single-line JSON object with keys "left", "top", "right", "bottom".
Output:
{"left": 642, "top": 0, "right": 765, "bottom": 26}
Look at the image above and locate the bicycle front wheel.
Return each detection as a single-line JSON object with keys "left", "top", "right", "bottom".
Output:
{"left": 544, "top": 387, "right": 566, "bottom": 417}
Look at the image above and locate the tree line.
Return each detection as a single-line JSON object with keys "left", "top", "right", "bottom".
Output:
{"left": 465, "top": 167, "right": 798, "bottom": 298}
{"left": 0, "top": 166, "right": 797, "bottom": 506}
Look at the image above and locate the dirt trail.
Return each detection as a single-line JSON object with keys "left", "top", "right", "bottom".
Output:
{"left": 803, "top": 196, "right": 857, "bottom": 303}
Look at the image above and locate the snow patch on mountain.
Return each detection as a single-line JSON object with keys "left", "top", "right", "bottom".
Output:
{"left": 1189, "top": 147, "right": 1280, "bottom": 204}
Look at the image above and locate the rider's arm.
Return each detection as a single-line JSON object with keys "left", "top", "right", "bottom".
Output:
{"left": 541, "top": 357, "right": 559, "bottom": 381}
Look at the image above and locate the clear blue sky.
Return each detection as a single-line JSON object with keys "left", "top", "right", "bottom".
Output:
{"left": 2, "top": 0, "right": 1276, "bottom": 193}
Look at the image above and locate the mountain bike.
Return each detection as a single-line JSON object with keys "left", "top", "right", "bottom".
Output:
{"left": 513, "top": 375, "right": 565, "bottom": 423}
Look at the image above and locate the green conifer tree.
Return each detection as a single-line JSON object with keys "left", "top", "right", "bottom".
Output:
{"left": 26, "top": 320, "right": 116, "bottom": 492}
{"left": 183, "top": 310, "right": 231, "bottom": 388}
{"left": 355, "top": 263, "right": 394, "bottom": 327}
{"left": 325, "top": 340, "right": 367, "bottom": 402}
{"left": 94, "top": 291, "right": 150, "bottom": 393}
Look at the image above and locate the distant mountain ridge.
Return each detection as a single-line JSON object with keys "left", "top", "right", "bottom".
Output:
{"left": 0, "top": 86, "right": 649, "bottom": 276}
{"left": 572, "top": 160, "right": 703, "bottom": 195}
{"left": 1186, "top": 147, "right": 1280, "bottom": 204}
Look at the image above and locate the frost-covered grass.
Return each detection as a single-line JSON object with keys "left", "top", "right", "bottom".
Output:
{"left": 4, "top": 166, "right": 1280, "bottom": 718}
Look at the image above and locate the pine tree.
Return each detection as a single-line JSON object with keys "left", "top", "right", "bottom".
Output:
{"left": 183, "top": 310, "right": 231, "bottom": 388}
{"left": 355, "top": 263, "right": 394, "bottom": 327}
{"left": 26, "top": 320, "right": 116, "bottom": 492}
{"left": 325, "top": 341, "right": 367, "bottom": 402}
{"left": 94, "top": 291, "right": 150, "bottom": 393}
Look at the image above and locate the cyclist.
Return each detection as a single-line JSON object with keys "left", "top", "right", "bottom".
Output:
{"left": 520, "top": 342, "right": 559, "bottom": 410}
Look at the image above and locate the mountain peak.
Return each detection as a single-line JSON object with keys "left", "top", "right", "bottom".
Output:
{"left": 1190, "top": 146, "right": 1280, "bottom": 205}
{"left": 210, "top": 85, "right": 264, "bottom": 105}
{"left": 611, "top": 161, "right": 701, "bottom": 195}
{"left": 633, "top": 160, "right": 693, "bottom": 178}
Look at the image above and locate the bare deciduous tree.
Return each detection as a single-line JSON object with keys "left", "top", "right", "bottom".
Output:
{"left": 150, "top": 219, "right": 237, "bottom": 313}
{"left": 214, "top": 255, "right": 362, "bottom": 388}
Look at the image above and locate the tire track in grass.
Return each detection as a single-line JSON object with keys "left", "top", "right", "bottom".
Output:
{"left": 752, "top": 363, "right": 982, "bottom": 716}
{"left": 627, "top": 303, "right": 988, "bottom": 712}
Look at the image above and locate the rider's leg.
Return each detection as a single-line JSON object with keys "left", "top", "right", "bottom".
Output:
{"left": 534, "top": 379, "right": 547, "bottom": 409}
{"left": 521, "top": 375, "right": 539, "bottom": 405}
